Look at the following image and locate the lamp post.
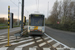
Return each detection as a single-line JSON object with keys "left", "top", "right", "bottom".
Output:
{"left": 47, "top": 1, "right": 49, "bottom": 17}
{"left": 17, "top": 0, "right": 21, "bottom": 25}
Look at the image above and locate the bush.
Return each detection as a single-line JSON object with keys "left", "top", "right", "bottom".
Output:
{"left": 46, "top": 23, "right": 75, "bottom": 32}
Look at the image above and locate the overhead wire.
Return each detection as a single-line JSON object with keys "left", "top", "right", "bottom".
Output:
{"left": 10, "top": 0, "right": 18, "bottom": 7}
{"left": 38, "top": 0, "right": 39, "bottom": 11}
{"left": 10, "top": 0, "right": 29, "bottom": 14}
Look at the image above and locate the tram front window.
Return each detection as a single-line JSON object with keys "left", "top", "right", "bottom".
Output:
{"left": 30, "top": 17, "right": 44, "bottom": 26}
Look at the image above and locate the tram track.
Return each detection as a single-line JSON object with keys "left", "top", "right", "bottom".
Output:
{"left": 32, "top": 35, "right": 56, "bottom": 50}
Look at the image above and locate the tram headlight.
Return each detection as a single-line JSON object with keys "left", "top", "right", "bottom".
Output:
{"left": 42, "top": 27, "right": 44, "bottom": 33}
{"left": 28, "top": 30, "right": 30, "bottom": 32}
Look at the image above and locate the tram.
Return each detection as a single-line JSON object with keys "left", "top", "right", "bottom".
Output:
{"left": 28, "top": 14, "right": 45, "bottom": 35}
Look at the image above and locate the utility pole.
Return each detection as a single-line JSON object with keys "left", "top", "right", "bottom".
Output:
{"left": 21, "top": 0, "right": 24, "bottom": 32}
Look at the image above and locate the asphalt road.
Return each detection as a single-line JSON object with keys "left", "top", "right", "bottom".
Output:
{"left": 0, "top": 26, "right": 27, "bottom": 35}
{"left": 45, "top": 26, "right": 75, "bottom": 48}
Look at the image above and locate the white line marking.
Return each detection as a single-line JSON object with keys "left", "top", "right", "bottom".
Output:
{"left": 29, "top": 47, "right": 36, "bottom": 50}
{"left": 17, "top": 42, "right": 35, "bottom": 47}
{"left": 39, "top": 42, "right": 46, "bottom": 47}
{"left": 0, "top": 47, "right": 8, "bottom": 50}
{"left": 44, "top": 33, "right": 70, "bottom": 48}
{"left": 52, "top": 43, "right": 60, "bottom": 48}
{"left": 43, "top": 48, "right": 50, "bottom": 50}
{"left": 56, "top": 48, "right": 64, "bottom": 50}
{"left": 44, "top": 37, "right": 49, "bottom": 40}
{"left": 11, "top": 39, "right": 33, "bottom": 45}
{"left": 35, "top": 37, "right": 40, "bottom": 39}
{"left": 57, "top": 48, "right": 75, "bottom": 50}
{"left": 0, "top": 38, "right": 25, "bottom": 45}
{"left": 0, "top": 36, "right": 6, "bottom": 38}
{"left": 0, "top": 36, "right": 6, "bottom": 39}
{"left": 14, "top": 47, "right": 22, "bottom": 50}
{"left": 36, "top": 39, "right": 43, "bottom": 42}
{"left": 0, "top": 38, "right": 5, "bottom": 39}
{"left": 27, "top": 36, "right": 32, "bottom": 38}
{"left": 70, "top": 48, "right": 75, "bottom": 50}
{"left": 47, "top": 39, "right": 53, "bottom": 43}
{"left": 1, "top": 38, "right": 16, "bottom": 41}
{"left": 1, "top": 39, "right": 9, "bottom": 41}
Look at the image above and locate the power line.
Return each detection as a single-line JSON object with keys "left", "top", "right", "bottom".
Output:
{"left": 36, "top": 0, "right": 37, "bottom": 11}
{"left": 38, "top": 0, "right": 39, "bottom": 11}
{"left": 10, "top": 0, "right": 29, "bottom": 15}
{"left": 35, "top": 0, "right": 39, "bottom": 12}
{"left": 10, "top": 0, "right": 18, "bottom": 7}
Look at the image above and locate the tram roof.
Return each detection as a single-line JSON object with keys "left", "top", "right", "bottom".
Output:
{"left": 29, "top": 14, "right": 44, "bottom": 16}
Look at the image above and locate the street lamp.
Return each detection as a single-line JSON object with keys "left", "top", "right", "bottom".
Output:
{"left": 47, "top": 1, "right": 49, "bottom": 17}
{"left": 17, "top": 0, "right": 21, "bottom": 25}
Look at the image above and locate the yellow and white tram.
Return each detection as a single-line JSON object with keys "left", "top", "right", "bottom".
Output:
{"left": 28, "top": 14, "right": 45, "bottom": 35}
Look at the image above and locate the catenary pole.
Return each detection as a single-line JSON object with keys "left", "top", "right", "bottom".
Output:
{"left": 21, "top": 0, "right": 24, "bottom": 33}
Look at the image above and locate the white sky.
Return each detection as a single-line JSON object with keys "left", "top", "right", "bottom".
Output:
{"left": 0, "top": 0, "right": 62, "bottom": 20}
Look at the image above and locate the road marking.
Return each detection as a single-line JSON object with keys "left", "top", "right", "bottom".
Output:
{"left": 29, "top": 47, "right": 36, "bottom": 50}
{"left": 0, "top": 36, "right": 31, "bottom": 42}
{"left": 14, "top": 47, "right": 22, "bottom": 50}
{"left": 47, "top": 39, "right": 53, "bottom": 43}
{"left": 39, "top": 42, "right": 46, "bottom": 47}
{"left": 1, "top": 38, "right": 16, "bottom": 41}
{"left": 0, "top": 36, "right": 18, "bottom": 41}
{"left": 11, "top": 39, "right": 33, "bottom": 45}
{"left": 0, "top": 38, "right": 5, "bottom": 39}
{"left": 70, "top": 48, "right": 75, "bottom": 50}
{"left": 35, "top": 37, "right": 40, "bottom": 39}
{"left": 0, "top": 38, "right": 25, "bottom": 45}
{"left": 17, "top": 41, "right": 35, "bottom": 47}
{"left": 0, "top": 47, "right": 8, "bottom": 50}
{"left": 52, "top": 42, "right": 60, "bottom": 48}
{"left": 36, "top": 39, "right": 43, "bottom": 42}
{"left": 56, "top": 48, "right": 64, "bottom": 50}
{"left": 57, "top": 48, "right": 75, "bottom": 50}
{"left": 43, "top": 48, "right": 50, "bottom": 50}
{"left": 44, "top": 33, "right": 70, "bottom": 48}
{"left": 0, "top": 36, "right": 6, "bottom": 37}
{"left": 0, "top": 36, "right": 6, "bottom": 39}
{"left": 44, "top": 37, "right": 49, "bottom": 40}
{"left": 27, "top": 36, "right": 32, "bottom": 38}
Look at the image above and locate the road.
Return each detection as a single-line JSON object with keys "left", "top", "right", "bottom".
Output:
{"left": 0, "top": 26, "right": 27, "bottom": 35}
{"left": 46, "top": 26, "right": 75, "bottom": 48}
{"left": 0, "top": 26, "right": 75, "bottom": 50}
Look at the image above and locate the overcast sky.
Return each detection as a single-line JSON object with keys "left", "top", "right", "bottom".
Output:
{"left": 0, "top": 0, "right": 62, "bottom": 20}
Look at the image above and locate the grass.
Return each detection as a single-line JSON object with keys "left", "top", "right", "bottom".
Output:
{"left": 0, "top": 25, "right": 20, "bottom": 29}
{"left": 46, "top": 24, "right": 75, "bottom": 32}
{"left": 0, "top": 27, "right": 8, "bottom": 29}
{"left": 0, "top": 23, "right": 27, "bottom": 29}
{"left": 0, "top": 24, "right": 8, "bottom": 26}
